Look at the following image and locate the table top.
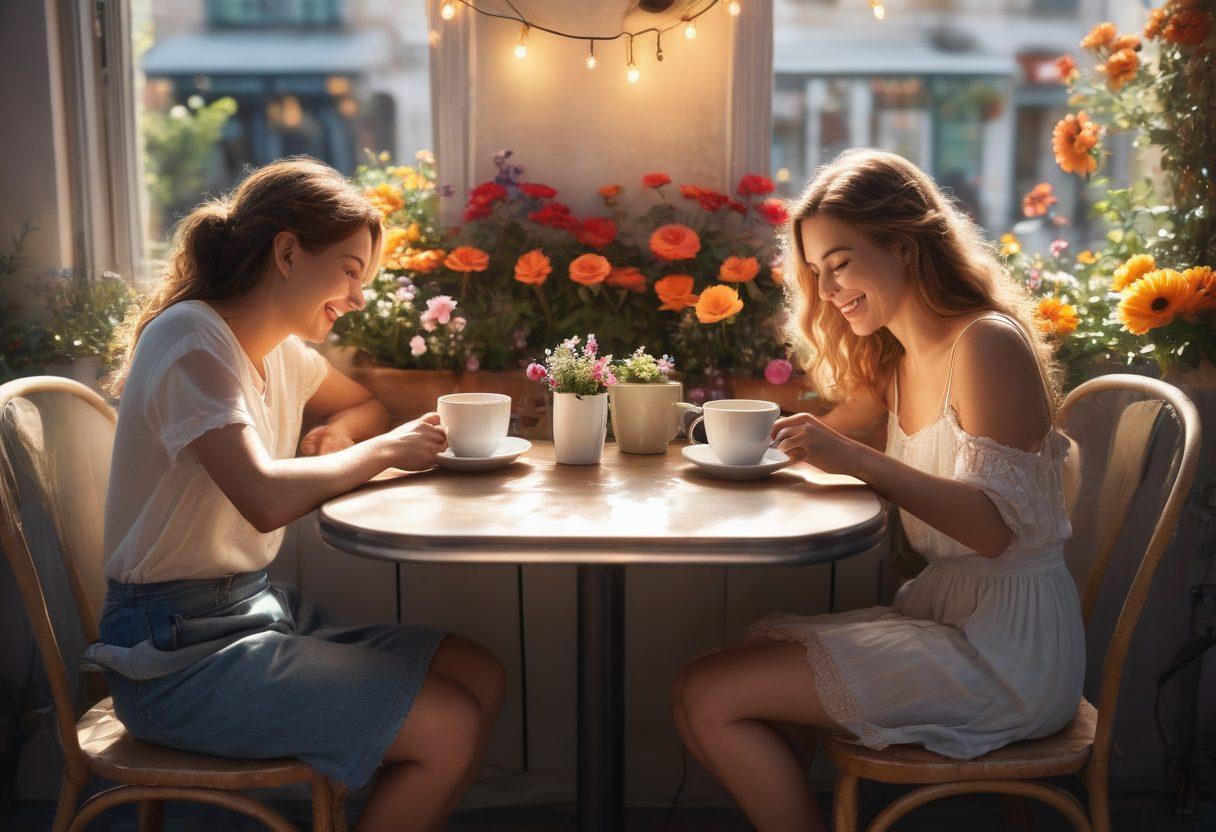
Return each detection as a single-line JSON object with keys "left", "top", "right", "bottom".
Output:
{"left": 317, "top": 442, "right": 887, "bottom": 566}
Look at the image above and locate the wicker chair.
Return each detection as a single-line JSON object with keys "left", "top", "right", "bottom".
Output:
{"left": 823, "top": 373, "right": 1202, "bottom": 832}
{"left": 0, "top": 376, "right": 349, "bottom": 832}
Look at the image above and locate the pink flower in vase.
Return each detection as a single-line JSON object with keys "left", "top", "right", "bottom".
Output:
{"left": 584, "top": 334, "right": 599, "bottom": 357}
{"left": 764, "top": 358, "right": 793, "bottom": 386}
{"left": 526, "top": 363, "right": 548, "bottom": 382}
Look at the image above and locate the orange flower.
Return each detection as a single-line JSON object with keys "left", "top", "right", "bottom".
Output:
{"left": 1117, "top": 269, "right": 1190, "bottom": 334}
{"left": 1111, "top": 33, "right": 1142, "bottom": 51}
{"left": 405, "top": 249, "right": 446, "bottom": 273}
{"left": 514, "top": 249, "right": 552, "bottom": 286}
{"left": 719, "top": 256, "right": 760, "bottom": 283}
{"left": 1077, "top": 250, "right": 1098, "bottom": 265}
{"left": 1112, "top": 254, "right": 1155, "bottom": 292}
{"left": 1098, "top": 48, "right": 1139, "bottom": 91}
{"left": 1021, "top": 183, "right": 1058, "bottom": 218}
{"left": 649, "top": 223, "right": 701, "bottom": 261}
{"left": 568, "top": 253, "right": 611, "bottom": 286}
{"left": 654, "top": 275, "right": 699, "bottom": 312}
{"left": 381, "top": 227, "right": 409, "bottom": 268}
{"left": 598, "top": 184, "right": 623, "bottom": 201}
{"left": 606, "top": 266, "right": 647, "bottom": 293}
{"left": 1052, "top": 112, "right": 1101, "bottom": 176}
{"left": 1055, "top": 55, "right": 1078, "bottom": 83}
{"left": 444, "top": 246, "right": 490, "bottom": 273}
{"left": 1180, "top": 266, "right": 1216, "bottom": 316}
{"left": 366, "top": 183, "right": 404, "bottom": 216}
{"left": 1164, "top": 10, "right": 1211, "bottom": 46}
{"left": 1145, "top": 7, "right": 1168, "bottom": 39}
{"left": 1080, "top": 21, "right": 1118, "bottom": 50}
{"left": 1035, "top": 297, "right": 1079, "bottom": 335}
{"left": 770, "top": 264, "right": 785, "bottom": 285}
{"left": 695, "top": 285, "right": 744, "bottom": 324}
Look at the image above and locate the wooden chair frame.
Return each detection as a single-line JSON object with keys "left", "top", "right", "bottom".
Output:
{"left": 823, "top": 374, "right": 1203, "bottom": 832}
{"left": 0, "top": 377, "right": 349, "bottom": 831}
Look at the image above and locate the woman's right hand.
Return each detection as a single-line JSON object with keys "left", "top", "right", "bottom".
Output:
{"left": 377, "top": 412, "right": 448, "bottom": 471}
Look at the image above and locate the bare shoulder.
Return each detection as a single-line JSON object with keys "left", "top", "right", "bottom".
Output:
{"left": 950, "top": 316, "right": 1051, "bottom": 452}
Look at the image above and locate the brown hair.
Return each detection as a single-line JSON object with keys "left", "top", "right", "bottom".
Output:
{"left": 109, "top": 156, "right": 381, "bottom": 394}
{"left": 782, "top": 148, "right": 1062, "bottom": 411}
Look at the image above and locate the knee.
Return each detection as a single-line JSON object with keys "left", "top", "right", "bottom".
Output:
{"left": 673, "top": 658, "right": 729, "bottom": 735}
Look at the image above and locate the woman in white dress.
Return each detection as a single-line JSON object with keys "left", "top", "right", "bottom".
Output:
{"left": 671, "top": 149, "right": 1084, "bottom": 832}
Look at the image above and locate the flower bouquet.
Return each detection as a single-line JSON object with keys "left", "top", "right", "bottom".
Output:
{"left": 609, "top": 347, "right": 682, "bottom": 454}
{"left": 526, "top": 334, "right": 615, "bottom": 464}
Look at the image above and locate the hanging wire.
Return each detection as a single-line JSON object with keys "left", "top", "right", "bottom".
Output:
{"left": 443, "top": 0, "right": 725, "bottom": 46}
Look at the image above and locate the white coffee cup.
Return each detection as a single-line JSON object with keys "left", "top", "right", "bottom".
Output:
{"left": 676, "top": 399, "right": 779, "bottom": 466}
{"left": 437, "top": 393, "right": 511, "bottom": 458}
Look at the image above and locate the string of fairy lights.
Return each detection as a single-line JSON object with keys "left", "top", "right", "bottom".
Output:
{"left": 436, "top": 0, "right": 888, "bottom": 84}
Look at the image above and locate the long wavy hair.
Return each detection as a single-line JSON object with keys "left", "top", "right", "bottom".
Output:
{"left": 782, "top": 148, "right": 1062, "bottom": 411}
{"left": 108, "top": 156, "right": 382, "bottom": 395}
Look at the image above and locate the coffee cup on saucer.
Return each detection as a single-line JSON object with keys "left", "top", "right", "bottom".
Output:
{"left": 437, "top": 393, "right": 510, "bottom": 457}
{"left": 674, "top": 399, "right": 780, "bottom": 466}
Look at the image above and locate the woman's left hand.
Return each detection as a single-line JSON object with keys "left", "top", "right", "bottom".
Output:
{"left": 299, "top": 423, "right": 357, "bottom": 457}
{"left": 771, "top": 413, "right": 864, "bottom": 476}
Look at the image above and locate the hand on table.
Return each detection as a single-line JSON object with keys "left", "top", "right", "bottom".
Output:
{"left": 378, "top": 412, "right": 449, "bottom": 471}
{"left": 299, "top": 424, "right": 356, "bottom": 457}
{"left": 771, "top": 413, "right": 864, "bottom": 476}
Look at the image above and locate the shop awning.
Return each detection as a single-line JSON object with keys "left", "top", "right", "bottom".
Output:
{"left": 142, "top": 30, "right": 394, "bottom": 76}
{"left": 775, "top": 38, "right": 1016, "bottom": 77}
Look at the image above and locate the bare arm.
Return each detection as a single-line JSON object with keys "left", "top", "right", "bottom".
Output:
{"left": 299, "top": 365, "right": 391, "bottom": 456}
{"left": 190, "top": 413, "right": 448, "bottom": 533}
{"left": 815, "top": 381, "right": 890, "bottom": 451}
{"left": 774, "top": 321, "right": 1049, "bottom": 558}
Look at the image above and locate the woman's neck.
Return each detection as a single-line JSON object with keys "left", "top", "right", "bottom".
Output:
{"left": 205, "top": 284, "right": 289, "bottom": 374}
{"left": 884, "top": 299, "right": 959, "bottom": 366}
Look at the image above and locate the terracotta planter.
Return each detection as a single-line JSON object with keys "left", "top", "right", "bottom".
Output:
{"left": 728, "top": 375, "right": 825, "bottom": 415}
{"left": 345, "top": 355, "right": 551, "bottom": 439}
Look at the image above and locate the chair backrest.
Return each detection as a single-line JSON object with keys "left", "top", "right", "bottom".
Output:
{"left": 0, "top": 376, "right": 117, "bottom": 785}
{"left": 1054, "top": 374, "right": 1201, "bottom": 775}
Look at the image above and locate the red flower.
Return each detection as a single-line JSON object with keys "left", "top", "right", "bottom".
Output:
{"left": 696, "top": 190, "right": 731, "bottom": 212}
{"left": 727, "top": 199, "right": 748, "bottom": 215}
{"left": 736, "top": 174, "right": 775, "bottom": 197}
{"left": 530, "top": 201, "right": 579, "bottom": 231}
{"left": 756, "top": 198, "right": 789, "bottom": 226}
{"left": 519, "top": 182, "right": 558, "bottom": 199}
{"left": 464, "top": 181, "right": 508, "bottom": 221}
{"left": 679, "top": 184, "right": 703, "bottom": 201}
{"left": 576, "top": 217, "right": 618, "bottom": 249}
{"left": 643, "top": 173, "right": 672, "bottom": 189}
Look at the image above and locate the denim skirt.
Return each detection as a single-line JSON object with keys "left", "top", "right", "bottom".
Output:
{"left": 94, "top": 569, "right": 446, "bottom": 789}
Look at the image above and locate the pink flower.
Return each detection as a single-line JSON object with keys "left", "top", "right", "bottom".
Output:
{"left": 764, "top": 358, "right": 793, "bottom": 385}
{"left": 451, "top": 316, "right": 467, "bottom": 332}
{"left": 466, "top": 355, "right": 480, "bottom": 373}
{"left": 421, "top": 317, "right": 437, "bottom": 332}
{"left": 410, "top": 335, "right": 427, "bottom": 356}
{"left": 424, "top": 295, "right": 457, "bottom": 325}
{"left": 1050, "top": 239, "right": 1069, "bottom": 258}
{"left": 526, "top": 363, "right": 548, "bottom": 382}
{"left": 584, "top": 335, "right": 599, "bottom": 357}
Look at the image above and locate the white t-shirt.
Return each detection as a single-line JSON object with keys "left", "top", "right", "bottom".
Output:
{"left": 103, "top": 300, "right": 329, "bottom": 583}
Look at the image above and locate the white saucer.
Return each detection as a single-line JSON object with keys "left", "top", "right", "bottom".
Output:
{"left": 436, "top": 437, "right": 532, "bottom": 472}
{"left": 681, "top": 444, "right": 791, "bottom": 480}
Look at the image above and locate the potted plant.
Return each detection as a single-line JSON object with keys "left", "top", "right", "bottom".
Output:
{"left": 608, "top": 347, "right": 681, "bottom": 454}
{"left": 526, "top": 334, "right": 614, "bottom": 465}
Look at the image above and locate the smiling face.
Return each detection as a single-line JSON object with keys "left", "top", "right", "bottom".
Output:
{"left": 798, "top": 212, "right": 911, "bottom": 337}
{"left": 274, "top": 225, "right": 375, "bottom": 343}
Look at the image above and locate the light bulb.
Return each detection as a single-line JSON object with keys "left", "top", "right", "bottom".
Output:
{"left": 440, "top": 2, "right": 455, "bottom": 20}
{"left": 684, "top": 21, "right": 697, "bottom": 39}
{"left": 728, "top": 1, "right": 741, "bottom": 15}
{"left": 586, "top": 54, "right": 598, "bottom": 69}
{"left": 627, "top": 62, "right": 640, "bottom": 83}
{"left": 872, "top": 2, "right": 885, "bottom": 18}
{"left": 515, "top": 41, "right": 527, "bottom": 58}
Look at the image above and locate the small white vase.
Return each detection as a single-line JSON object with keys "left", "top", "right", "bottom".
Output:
{"left": 553, "top": 391, "right": 608, "bottom": 465}
{"left": 609, "top": 381, "right": 683, "bottom": 454}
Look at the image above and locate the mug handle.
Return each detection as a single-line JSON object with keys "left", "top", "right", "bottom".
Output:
{"left": 673, "top": 402, "right": 705, "bottom": 444}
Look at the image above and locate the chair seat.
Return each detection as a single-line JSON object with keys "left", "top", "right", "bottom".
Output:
{"left": 78, "top": 697, "right": 318, "bottom": 789}
{"left": 822, "top": 698, "right": 1096, "bottom": 784}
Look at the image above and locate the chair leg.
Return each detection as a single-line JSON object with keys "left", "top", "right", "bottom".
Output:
{"left": 311, "top": 777, "right": 335, "bottom": 832}
{"left": 138, "top": 799, "right": 165, "bottom": 832}
{"left": 52, "top": 774, "right": 84, "bottom": 832}
{"left": 833, "top": 773, "right": 860, "bottom": 832}
{"left": 331, "top": 780, "right": 350, "bottom": 832}
{"left": 1086, "top": 763, "right": 1111, "bottom": 832}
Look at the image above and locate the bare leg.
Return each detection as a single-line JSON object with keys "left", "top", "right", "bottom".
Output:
{"left": 675, "top": 642, "right": 840, "bottom": 832}
{"left": 427, "top": 637, "right": 507, "bottom": 820}
{"left": 353, "top": 674, "right": 483, "bottom": 832}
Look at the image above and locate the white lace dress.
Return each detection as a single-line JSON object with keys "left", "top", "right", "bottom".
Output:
{"left": 748, "top": 314, "right": 1085, "bottom": 760}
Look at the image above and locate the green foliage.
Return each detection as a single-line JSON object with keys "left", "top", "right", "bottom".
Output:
{"left": 33, "top": 268, "right": 137, "bottom": 368}
{"left": 613, "top": 347, "right": 675, "bottom": 384}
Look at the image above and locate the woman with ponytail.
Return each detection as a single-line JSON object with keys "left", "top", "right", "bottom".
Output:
{"left": 91, "top": 157, "right": 504, "bottom": 832}
{"left": 670, "top": 150, "right": 1083, "bottom": 831}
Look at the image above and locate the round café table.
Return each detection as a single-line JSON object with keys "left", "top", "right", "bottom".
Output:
{"left": 318, "top": 441, "right": 886, "bottom": 832}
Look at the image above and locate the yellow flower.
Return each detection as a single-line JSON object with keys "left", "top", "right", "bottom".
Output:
{"left": 695, "top": 285, "right": 744, "bottom": 324}
{"left": 1077, "top": 250, "right": 1098, "bottom": 265}
{"left": 415, "top": 149, "right": 435, "bottom": 165}
{"left": 381, "top": 227, "right": 409, "bottom": 270}
{"left": 1117, "top": 269, "right": 1189, "bottom": 335}
{"left": 1035, "top": 297, "right": 1079, "bottom": 335}
{"left": 1112, "top": 253, "right": 1155, "bottom": 292}
{"left": 405, "top": 249, "right": 446, "bottom": 273}
{"left": 1000, "top": 233, "right": 1021, "bottom": 256}
{"left": 404, "top": 222, "right": 422, "bottom": 244}
{"left": 1180, "top": 266, "right": 1216, "bottom": 317}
